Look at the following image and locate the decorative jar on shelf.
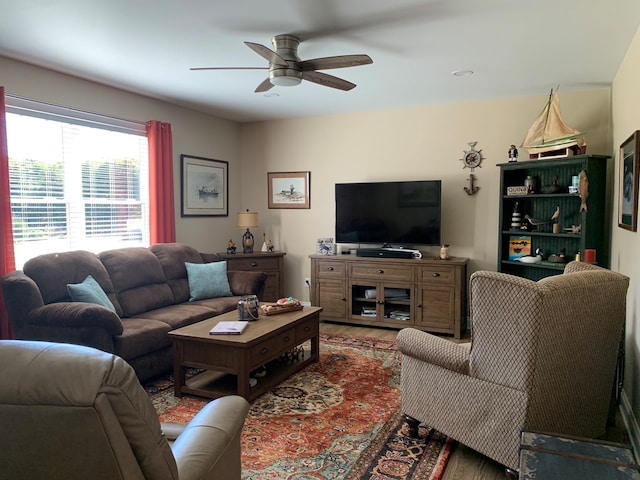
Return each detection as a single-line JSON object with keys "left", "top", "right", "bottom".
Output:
{"left": 440, "top": 244, "right": 450, "bottom": 260}
{"left": 524, "top": 176, "right": 536, "bottom": 194}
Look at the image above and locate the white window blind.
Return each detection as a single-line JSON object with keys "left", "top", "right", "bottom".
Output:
{"left": 5, "top": 98, "right": 149, "bottom": 269}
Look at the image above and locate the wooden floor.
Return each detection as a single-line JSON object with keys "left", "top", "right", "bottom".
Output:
{"left": 319, "top": 320, "right": 629, "bottom": 480}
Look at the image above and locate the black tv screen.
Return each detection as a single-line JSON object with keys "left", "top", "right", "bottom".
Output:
{"left": 335, "top": 180, "right": 441, "bottom": 246}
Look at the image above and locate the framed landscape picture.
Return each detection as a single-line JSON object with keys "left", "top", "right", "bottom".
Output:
{"left": 180, "top": 154, "right": 228, "bottom": 217}
{"left": 508, "top": 235, "right": 531, "bottom": 260}
{"left": 619, "top": 131, "right": 639, "bottom": 231}
{"left": 268, "top": 171, "right": 310, "bottom": 209}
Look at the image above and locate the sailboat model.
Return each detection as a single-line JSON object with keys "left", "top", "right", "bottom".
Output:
{"left": 520, "top": 88, "right": 586, "bottom": 159}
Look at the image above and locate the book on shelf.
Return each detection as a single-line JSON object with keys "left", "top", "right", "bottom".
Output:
{"left": 361, "top": 307, "right": 377, "bottom": 317}
{"left": 389, "top": 310, "right": 410, "bottom": 320}
{"left": 209, "top": 321, "right": 249, "bottom": 335}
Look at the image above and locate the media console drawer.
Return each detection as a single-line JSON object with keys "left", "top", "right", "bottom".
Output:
{"left": 350, "top": 263, "right": 413, "bottom": 282}
{"left": 418, "top": 265, "right": 455, "bottom": 284}
{"left": 315, "top": 260, "right": 346, "bottom": 277}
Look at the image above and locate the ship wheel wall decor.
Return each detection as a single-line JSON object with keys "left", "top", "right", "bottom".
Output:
{"left": 460, "top": 141, "right": 484, "bottom": 171}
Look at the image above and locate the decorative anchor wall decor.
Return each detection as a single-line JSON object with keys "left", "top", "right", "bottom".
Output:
{"left": 464, "top": 173, "right": 479, "bottom": 195}
{"left": 459, "top": 141, "right": 484, "bottom": 196}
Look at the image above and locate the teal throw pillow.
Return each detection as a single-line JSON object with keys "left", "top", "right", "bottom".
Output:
{"left": 67, "top": 275, "right": 116, "bottom": 312}
{"left": 185, "top": 261, "right": 233, "bottom": 301}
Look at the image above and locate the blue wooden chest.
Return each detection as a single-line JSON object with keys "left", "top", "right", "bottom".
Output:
{"left": 519, "top": 430, "right": 640, "bottom": 479}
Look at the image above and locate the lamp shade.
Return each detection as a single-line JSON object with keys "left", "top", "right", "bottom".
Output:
{"left": 237, "top": 211, "right": 259, "bottom": 229}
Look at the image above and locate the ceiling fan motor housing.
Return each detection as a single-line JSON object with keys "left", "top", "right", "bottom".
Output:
{"left": 269, "top": 35, "right": 302, "bottom": 86}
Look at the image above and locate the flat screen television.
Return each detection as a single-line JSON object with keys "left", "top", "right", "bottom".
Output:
{"left": 335, "top": 180, "right": 441, "bottom": 246}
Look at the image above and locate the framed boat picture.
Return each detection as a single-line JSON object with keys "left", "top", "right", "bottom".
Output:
{"left": 618, "top": 131, "right": 639, "bottom": 231}
{"left": 180, "top": 154, "right": 229, "bottom": 217}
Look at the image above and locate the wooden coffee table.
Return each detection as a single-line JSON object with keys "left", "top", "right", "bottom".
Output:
{"left": 168, "top": 306, "right": 321, "bottom": 401}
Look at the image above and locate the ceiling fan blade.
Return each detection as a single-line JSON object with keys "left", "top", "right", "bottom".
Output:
{"left": 300, "top": 54, "right": 373, "bottom": 72}
{"left": 254, "top": 78, "right": 274, "bottom": 93}
{"left": 302, "top": 71, "right": 356, "bottom": 91}
{"left": 244, "top": 42, "right": 288, "bottom": 67}
{"left": 190, "top": 67, "right": 268, "bottom": 71}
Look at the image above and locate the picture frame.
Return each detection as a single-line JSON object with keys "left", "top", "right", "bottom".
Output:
{"left": 316, "top": 237, "right": 336, "bottom": 255}
{"left": 267, "top": 171, "right": 310, "bottom": 209}
{"left": 618, "top": 131, "right": 640, "bottom": 231}
{"left": 508, "top": 235, "right": 532, "bottom": 260}
{"left": 180, "top": 154, "right": 228, "bottom": 217}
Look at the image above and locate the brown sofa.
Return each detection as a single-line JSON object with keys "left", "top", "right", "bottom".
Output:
{"left": 0, "top": 243, "right": 267, "bottom": 382}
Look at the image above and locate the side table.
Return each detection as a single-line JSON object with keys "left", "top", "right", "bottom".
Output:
{"left": 217, "top": 251, "right": 285, "bottom": 302}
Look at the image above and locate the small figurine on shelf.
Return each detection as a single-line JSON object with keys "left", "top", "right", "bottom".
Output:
{"left": 266, "top": 239, "right": 274, "bottom": 252}
{"left": 508, "top": 144, "right": 518, "bottom": 162}
{"left": 226, "top": 239, "right": 237, "bottom": 254}
{"left": 551, "top": 205, "right": 561, "bottom": 233}
{"left": 511, "top": 202, "right": 522, "bottom": 230}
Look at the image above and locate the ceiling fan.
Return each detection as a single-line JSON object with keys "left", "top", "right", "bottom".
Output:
{"left": 191, "top": 34, "right": 373, "bottom": 93}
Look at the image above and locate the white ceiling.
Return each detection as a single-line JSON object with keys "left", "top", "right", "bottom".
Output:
{"left": 1, "top": 0, "right": 639, "bottom": 123}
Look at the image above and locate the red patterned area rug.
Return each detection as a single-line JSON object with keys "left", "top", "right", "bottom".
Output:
{"left": 146, "top": 334, "right": 453, "bottom": 480}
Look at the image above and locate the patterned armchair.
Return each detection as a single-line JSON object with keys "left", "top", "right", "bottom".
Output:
{"left": 397, "top": 261, "right": 629, "bottom": 471}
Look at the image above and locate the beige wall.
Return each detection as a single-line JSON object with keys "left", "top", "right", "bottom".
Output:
{"left": 0, "top": 56, "right": 242, "bottom": 253}
{"left": 612, "top": 24, "right": 640, "bottom": 454}
{"left": 240, "top": 91, "right": 613, "bottom": 302}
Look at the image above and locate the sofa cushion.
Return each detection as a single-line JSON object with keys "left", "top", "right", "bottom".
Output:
{"left": 99, "top": 248, "right": 175, "bottom": 317}
{"left": 185, "top": 261, "right": 233, "bottom": 301}
{"left": 150, "top": 243, "right": 204, "bottom": 304}
{"left": 67, "top": 275, "right": 116, "bottom": 312}
{"left": 23, "top": 250, "right": 122, "bottom": 316}
{"left": 131, "top": 303, "right": 219, "bottom": 330}
{"left": 113, "top": 318, "right": 173, "bottom": 361}
{"left": 190, "top": 296, "right": 240, "bottom": 316}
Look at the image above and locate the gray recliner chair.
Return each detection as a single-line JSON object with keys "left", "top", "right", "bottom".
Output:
{"left": 0, "top": 340, "right": 250, "bottom": 479}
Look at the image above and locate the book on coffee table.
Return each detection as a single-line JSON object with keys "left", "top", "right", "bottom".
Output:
{"left": 209, "top": 321, "right": 249, "bottom": 335}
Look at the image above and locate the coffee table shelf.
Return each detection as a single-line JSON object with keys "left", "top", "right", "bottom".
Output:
{"left": 182, "top": 346, "right": 314, "bottom": 400}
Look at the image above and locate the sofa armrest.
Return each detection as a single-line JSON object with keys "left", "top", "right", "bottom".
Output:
{"left": 170, "top": 395, "right": 250, "bottom": 480}
{"left": 200, "top": 253, "right": 221, "bottom": 263}
{"left": 0, "top": 270, "right": 45, "bottom": 335}
{"left": 396, "top": 328, "right": 470, "bottom": 375}
{"left": 28, "top": 303, "right": 124, "bottom": 335}
{"left": 227, "top": 271, "right": 267, "bottom": 298}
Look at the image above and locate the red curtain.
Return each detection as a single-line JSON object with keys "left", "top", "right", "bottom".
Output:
{"left": 146, "top": 120, "right": 176, "bottom": 244}
{"left": 0, "top": 87, "right": 16, "bottom": 339}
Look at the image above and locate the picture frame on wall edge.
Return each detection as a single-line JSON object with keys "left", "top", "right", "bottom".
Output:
{"left": 618, "top": 131, "right": 640, "bottom": 232}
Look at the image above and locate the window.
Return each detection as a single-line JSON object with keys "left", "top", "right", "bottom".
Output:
{"left": 5, "top": 97, "right": 149, "bottom": 269}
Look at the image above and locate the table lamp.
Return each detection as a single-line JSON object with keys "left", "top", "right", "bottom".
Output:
{"left": 237, "top": 210, "right": 259, "bottom": 253}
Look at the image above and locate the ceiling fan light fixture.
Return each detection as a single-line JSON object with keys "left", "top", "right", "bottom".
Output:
{"left": 269, "top": 69, "right": 302, "bottom": 87}
{"left": 270, "top": 76, "right": 302, "bottom": 87}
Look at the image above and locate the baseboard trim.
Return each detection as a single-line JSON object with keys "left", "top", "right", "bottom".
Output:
{"left": 620, "top": 388, "right": 640, "bottom": 462}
